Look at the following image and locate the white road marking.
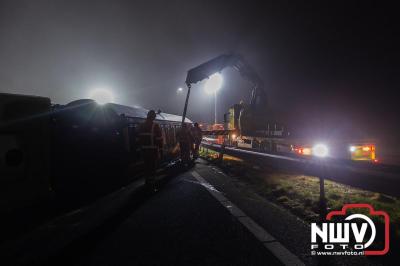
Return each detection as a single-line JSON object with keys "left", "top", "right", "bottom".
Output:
{"left": 183, "top": 178, "right": 222, "bottom": 193}
{"left": 237, "top": 216, "right": 275, "bottom": 242}
{"left": 191, "top": 171, "right": 305, "bottom": 266}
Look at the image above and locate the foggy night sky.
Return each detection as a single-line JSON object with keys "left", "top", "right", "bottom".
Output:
{"left": 0, "top": 1, "right": 399, "bottom": 149}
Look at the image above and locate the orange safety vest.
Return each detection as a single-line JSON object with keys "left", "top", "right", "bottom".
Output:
{"left": 139, "top": 121, "right": 163, "bottom": 150}
{"left": 191, "top": 127, "right": 203, "bottom": 142}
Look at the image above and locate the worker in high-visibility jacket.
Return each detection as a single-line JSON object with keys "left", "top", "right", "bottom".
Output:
{"left": 177, "top": 123, "right": 194, "bottom": 165}
{"left": 191, "top": 122, "right": 203, "bottom": 159}
{"left": 138, "top": 110, "right": 163, "bottom": 188}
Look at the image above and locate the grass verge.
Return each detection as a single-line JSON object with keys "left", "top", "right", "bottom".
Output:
{"left": 200, "top": 148, "right": 400, "bottom": 240}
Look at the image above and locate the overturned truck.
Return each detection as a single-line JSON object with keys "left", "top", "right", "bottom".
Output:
{"left": 0, "top": 93, "right": 191, "bottom": 212}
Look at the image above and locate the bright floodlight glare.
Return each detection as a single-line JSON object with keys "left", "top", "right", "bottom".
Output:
{"left": 312, "top": 144, "right": 329, "bottom": 157}
{"left": 204, "top": 73, "right": 223, "bottom": 95}
{"left": 349, "top": 146, "right": 356, "bottom": 152}
{"left": 177, "top": 87, "right": 183, "bottom": 93}
{"left": 89, "top": 89, "right": 115, "bottom": 105}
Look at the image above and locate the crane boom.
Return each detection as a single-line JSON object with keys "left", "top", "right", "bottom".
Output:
{"left": 185, "top": 53, "right": 267, "bottom": 107}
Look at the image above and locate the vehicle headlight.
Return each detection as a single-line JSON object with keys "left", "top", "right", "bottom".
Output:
{"left": 312, "top": 144, "right": 329, "bottom": 157}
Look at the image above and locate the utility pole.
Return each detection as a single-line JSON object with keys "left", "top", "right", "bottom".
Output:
{"left": 214, "top": 90, "right": 217, "bottom": 124}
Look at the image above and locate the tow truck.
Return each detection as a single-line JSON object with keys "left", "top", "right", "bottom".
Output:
{"left": 184, "top": 53, "right": 378, "bottom": 162}
{"left": 185, "top": 53, "right": 289, "bottom": 153}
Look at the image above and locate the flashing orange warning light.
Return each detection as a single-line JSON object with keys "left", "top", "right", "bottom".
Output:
{"left": 302, "top": 147, "right": 312, "bottom": 155}
{"left": 349, "top": 144, "right": 376, "bottom": 162}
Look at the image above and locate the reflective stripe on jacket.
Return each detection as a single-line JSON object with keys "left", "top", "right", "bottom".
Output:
{"left": 139, "top": 120, "right": 163, "bottom": 150}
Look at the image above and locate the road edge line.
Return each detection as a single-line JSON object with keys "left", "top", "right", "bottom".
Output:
{"left": 191, "top": 171, "right": 305, "bottom": 266}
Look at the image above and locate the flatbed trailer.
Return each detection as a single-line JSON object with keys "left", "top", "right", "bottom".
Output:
{"left": 202, "top": 128, "right": 378, "bottom": 163}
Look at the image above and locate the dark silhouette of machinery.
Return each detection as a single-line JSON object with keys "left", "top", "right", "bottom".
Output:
{"left": 185, "top": 53, "right": 278, "bottom": 137}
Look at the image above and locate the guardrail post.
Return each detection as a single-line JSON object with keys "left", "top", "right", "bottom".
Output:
{"left": 318, "top": 176, "right": 330, "bottom": 265}
{"left": 319, "top": 176, "right": 327, "bottom": 221}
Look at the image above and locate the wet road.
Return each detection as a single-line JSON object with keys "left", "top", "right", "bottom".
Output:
{"left": 57, "top": 163, "right": 282, "bottom": 266}
{"left": 3, "top": 159, "right": 382, "bottom": 266}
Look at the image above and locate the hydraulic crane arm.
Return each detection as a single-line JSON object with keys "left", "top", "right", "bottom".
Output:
{"left": 185, "top": 53, "right": 266, "bottom": 107}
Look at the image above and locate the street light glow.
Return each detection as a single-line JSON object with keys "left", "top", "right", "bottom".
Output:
{"left": 204, "top": 73, "right": 223, "bottom": 95}
{"left": 177, "top": 87, "right": 183, "bottom": 93}
{"left": 89, "top": 88, "right": 115, "bottom": 105}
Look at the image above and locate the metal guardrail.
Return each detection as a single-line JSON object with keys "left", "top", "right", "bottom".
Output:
{"left": 201, "top": 142, "right": 400, "bottom": 219}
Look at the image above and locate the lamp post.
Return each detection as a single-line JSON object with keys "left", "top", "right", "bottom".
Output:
{"left": 214, "top": 90, "right": 217, "bottom": 124}
{"left": 204, "top": 73, "right": 223, "bottom": 124}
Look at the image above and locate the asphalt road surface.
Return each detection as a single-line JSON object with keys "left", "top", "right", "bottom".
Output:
{"left": 52, "top": 162, "right": 284, "bottom": 266}
{"left": 3, "top": 158, "right": 386, "bottom": 266}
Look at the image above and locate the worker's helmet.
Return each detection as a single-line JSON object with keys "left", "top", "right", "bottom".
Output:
{"left": 147, "top": 110, "right": 157, "bottom": 120}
